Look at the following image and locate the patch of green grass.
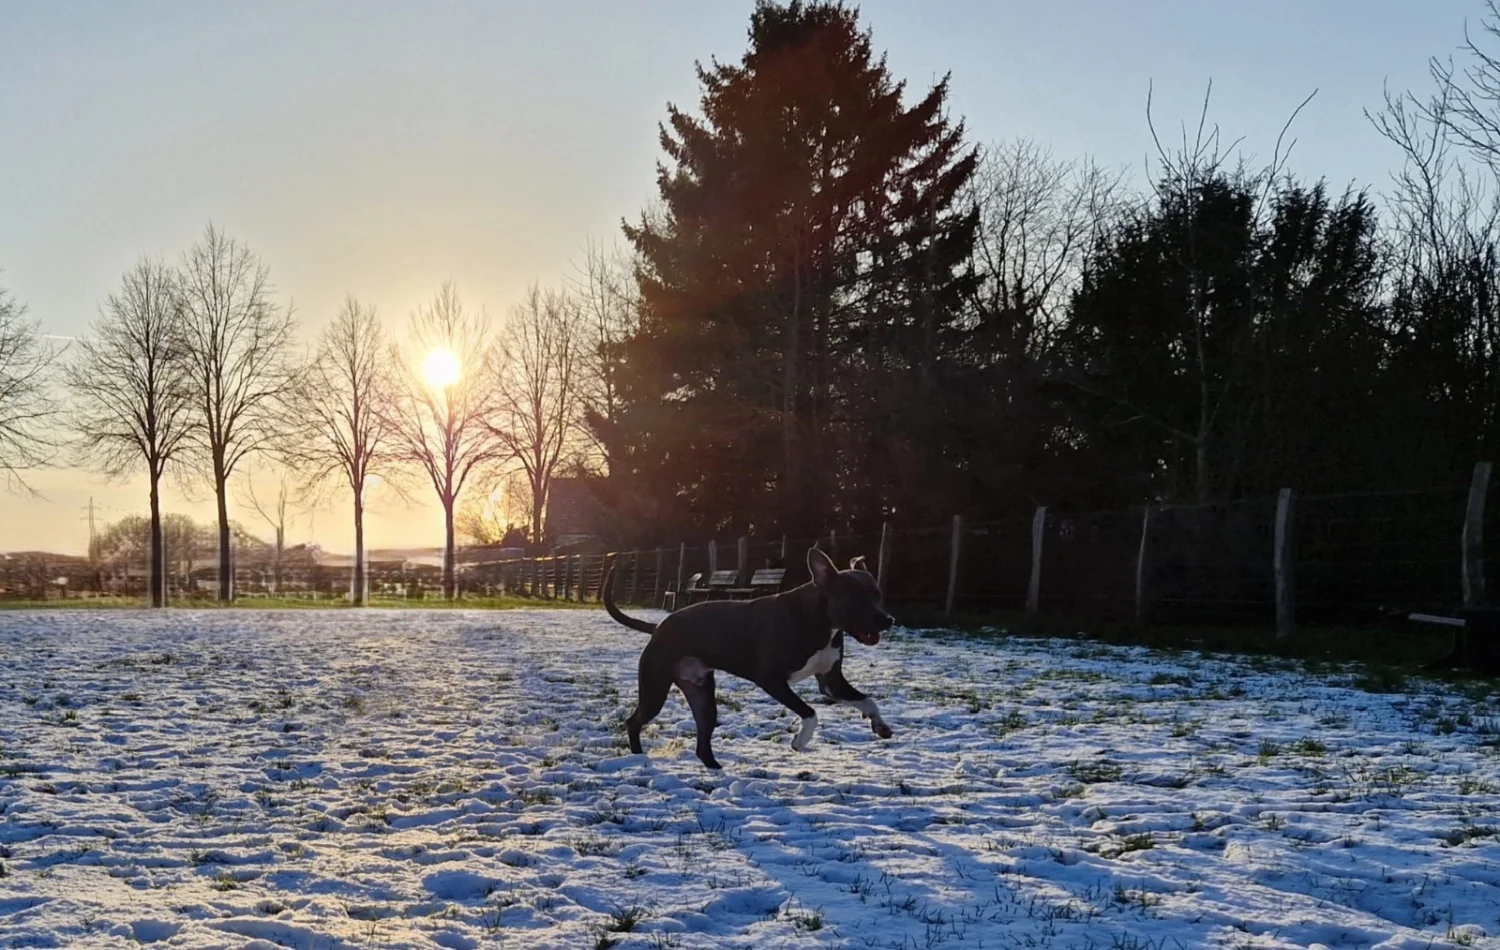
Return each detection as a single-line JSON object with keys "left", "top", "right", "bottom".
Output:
{"left": 1067, "top": 759, "right": 1123, "bottom": 784}
{"left": 1444, "top": 824, "right": 1499, "bottom": 847}
{"left": 1257, "top": 738, "right": 1281, "bottom": 763}
{"left": 899, "top": 606, "right": 1459, "bottom": 669}
{"left": 1354, "top": 668, "right": 1408, "bottom": 694}
{"left": 1120, "top": 833, "right": 1154, "bottom": 853}
{"left": 1291, "top": 736, "right": 1327, "bottom": 756}
{"left": 0, "top": 594, "right": 600, "bottom": 611}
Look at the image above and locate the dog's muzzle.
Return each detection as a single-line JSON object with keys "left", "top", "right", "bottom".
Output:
{"left": 851, "top": 612, "right": 894, "bottom": 646}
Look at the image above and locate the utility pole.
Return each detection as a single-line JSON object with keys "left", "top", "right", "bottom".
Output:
{"left": 80, "top": 497, "right": 99, "bottom": 556}
{"left": 81, "top": 497, "right": 102, "bottom": 593}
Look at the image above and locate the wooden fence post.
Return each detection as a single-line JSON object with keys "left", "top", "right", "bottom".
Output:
{"left": 708, "top": 540, "right": 717, "bottom": 575}
{"left": 876, "top": 522, "right": 893, "bottom": 600}
{"left": 1027, "top": 506, "right": 1046, "bottom": 617}
{"left": 653, "top": 547, "right": 664, "bottom": 607}
{"left": 828, "top": 529, "right": 837, "bottom": 560}
{"left": 945, "top": 515, "right": 962, "bottom": 620}
{"left": 780, "top": 534, "right": 788, "bottom": 563}
{"left": 629, "top": 550, "right": 641, "bottom": 605}
{"left": 737, "top": 536, "right": 748, "bottom": 583}
{"left": 1464, "top": 461, "right": 1493, "bottom": 607}
{"left": 595, "top": 553, "right": 608, "bottom": 603}
{"left": 1274, "top": 488, "right": 1296, "bottom": 638}
{"left": 1135, "top": 507, "right": 1154, "bottom": 623}
{"left": 675, "top": 542, "right": 687, "bottom": 602}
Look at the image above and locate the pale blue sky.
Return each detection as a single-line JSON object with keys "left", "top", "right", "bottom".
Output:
{"left": 0, "top": 0, "right": 1478, "bottom": 554}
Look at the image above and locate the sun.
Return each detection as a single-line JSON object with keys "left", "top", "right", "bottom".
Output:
{"left": 422, "top": 347, "right": 461, "bottom": 389}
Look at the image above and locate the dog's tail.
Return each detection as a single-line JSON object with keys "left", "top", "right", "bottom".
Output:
{"left": 602, "top": 564, "right": 658, "bottom": 635}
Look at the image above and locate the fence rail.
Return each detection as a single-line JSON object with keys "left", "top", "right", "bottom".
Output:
{"left": 4, "top": 465, "right": 1495, "bottom": 632}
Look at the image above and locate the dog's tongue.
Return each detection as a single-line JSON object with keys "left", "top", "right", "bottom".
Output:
{"left": 859, "top": 630, "right": 881, "bottom": 646}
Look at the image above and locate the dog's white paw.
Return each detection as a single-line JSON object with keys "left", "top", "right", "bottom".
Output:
{"left": 791, "top": 716, "right": 817, "bottom": 751}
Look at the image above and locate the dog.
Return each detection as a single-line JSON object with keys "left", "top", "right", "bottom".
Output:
{"left": 603, "top": 547, "right": 894, "bottom": 770}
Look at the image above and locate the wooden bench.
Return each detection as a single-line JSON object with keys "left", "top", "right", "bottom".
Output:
{"left": 727, "top": 568, "right": 786, "bottom": 600}
{"left": 1410, "top": 609, "right": 1500, "bottom": 674}
{"left": 704, "top": 570, "right": 741, "bottom": 600}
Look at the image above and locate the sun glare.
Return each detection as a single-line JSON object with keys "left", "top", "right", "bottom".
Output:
{"left": 422, "top": 348, "right": 461, "bottom": 389}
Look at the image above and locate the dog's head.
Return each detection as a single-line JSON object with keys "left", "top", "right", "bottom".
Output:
{"left": 808, "top": 548, "right": 895, "bottom": 646}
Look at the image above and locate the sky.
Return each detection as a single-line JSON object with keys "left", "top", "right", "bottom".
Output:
{"left": 0, "top": 0, "right": 1481, "bottom": 556}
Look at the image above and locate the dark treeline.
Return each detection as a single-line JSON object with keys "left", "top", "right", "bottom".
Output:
{"left": 585, "top": 1, "right": 1500, "bottom": 545}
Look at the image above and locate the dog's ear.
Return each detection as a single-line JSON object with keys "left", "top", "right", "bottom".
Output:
{"left": 849, "top": 556, "right": 868, "bottom": 572}
{"left": 808, "top": 547, "right": 837, "bottom": 587}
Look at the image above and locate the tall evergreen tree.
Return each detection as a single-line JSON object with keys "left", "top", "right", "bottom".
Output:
{"left": 612, "top": 0, "right": 977, "bottom": 539}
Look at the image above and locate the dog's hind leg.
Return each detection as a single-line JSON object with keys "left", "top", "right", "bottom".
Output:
{"left": 817, "top": 666, "right": 893, "bottom": 739}
{"left": 676, "top": 670, "right": 722, "bottom": 770}
{"left": 626, "top": 654, "right": 672, "bottom": 756}
{"left": 755, "top": 678, "right": 820, "bottom": 751}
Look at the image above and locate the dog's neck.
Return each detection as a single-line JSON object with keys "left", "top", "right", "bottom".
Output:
{"left": 785, "top": 583, "right": 835, "bottom": 642}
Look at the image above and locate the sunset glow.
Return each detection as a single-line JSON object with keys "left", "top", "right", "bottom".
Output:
{"left": 422, "top": 347, "right": 461, "bottom": 389}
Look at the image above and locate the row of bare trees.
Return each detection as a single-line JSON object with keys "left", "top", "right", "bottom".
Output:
{"left": 0, "top": 224, "right": 637, "bottom": 606}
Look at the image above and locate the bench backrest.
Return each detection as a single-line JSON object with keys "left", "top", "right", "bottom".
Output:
{"left": 749, "top": 568, "right": 786, "bottom": 588}
{"left": 707, "top": 570, "right": 740, "bottom": 587}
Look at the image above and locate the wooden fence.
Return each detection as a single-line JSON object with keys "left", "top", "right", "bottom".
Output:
{"left": 462, "top": 463, "right": 1497, "bottom": 635}
{"left": 7, "top": 464, "right": 1492, "bottom": 631}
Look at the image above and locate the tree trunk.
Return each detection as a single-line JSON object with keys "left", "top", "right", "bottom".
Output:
{"left": 1195, "top": 437, "right": 1210, "bottom": 504}
{"left": 273, "top": 526, "right": 284, "bottom": 595}
{"left": 352, "top": 489, "right": 366, "bottom": 607}
{"left": 532, "top": 479, "right": 545, "bottom": 549}
{"left": 443, "top": 500, "right": 456, "bottom": 601}
{"left": 215, "top": 468, "right": 233, "bottom": 603}
{"left": 148, "top": 474, "right": 165, "bottom": 608}
{"left": 782, "top": 258, "right": 802, "bottom": 531}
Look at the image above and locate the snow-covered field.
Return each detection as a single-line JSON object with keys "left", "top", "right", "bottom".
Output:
{"left": 1, "top": 609, "right": 1499, "bottom": 949}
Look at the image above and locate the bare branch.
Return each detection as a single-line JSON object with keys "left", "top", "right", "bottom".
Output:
{"left": 0, "top": 275, "right": 60, "bottom": 493}
{"left": 485, "top": 283, "right": 586, "bottom": 546}
{"left": 385, "top": 282, "right": 507, "bottom": 597}
{"left": 177, "top": 223, "right": 299, "bottom": 601}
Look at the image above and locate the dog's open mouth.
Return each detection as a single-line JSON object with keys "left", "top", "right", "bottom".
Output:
{"left": 850, "top": 629, "right": 882, "bottom": 646}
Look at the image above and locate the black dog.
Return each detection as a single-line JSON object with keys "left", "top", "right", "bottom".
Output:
{"left": 603, "top": 547, "right": 894, "bottom": 770}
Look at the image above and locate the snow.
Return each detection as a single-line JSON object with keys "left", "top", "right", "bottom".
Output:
{"left": 1, "top": 608, "right": 1498, "bottom": 948}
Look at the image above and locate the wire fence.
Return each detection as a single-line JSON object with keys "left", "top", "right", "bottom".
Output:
{"left": 2, "top": 471, "right": 1493, "bottom": 631}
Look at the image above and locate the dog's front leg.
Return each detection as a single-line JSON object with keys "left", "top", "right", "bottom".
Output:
{"left": 756, "top": 679, "right": 821, "bottom": 751}
{"left": 817, "top": 667, "right": 893, "bottom": 739}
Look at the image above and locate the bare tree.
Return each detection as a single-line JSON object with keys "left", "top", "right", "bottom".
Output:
{"left": 0, "top": 276, "right": 58, "bottom": 492}
{"left": 455, "top": 495, "right": 506, "bottom": 546}
{"left": 177, "top": 224, "right": 298, "bottom": 602}
{"left": 1368, "top": 61, "right": 1500, "bottom": 284}
{"left": 66, "top": 259, "right": 191, "bottom": 607}
{"left": 569, "top": 239, "right": 639, "bottom": 473}
{"left": 1415, "top": 2, "right": 1500, "bottom": 178}
{"left": 387, "top": 282, "right": 506, "bottom": 599}
{"left": 489, "top": 284, "right": 581, "bottom": 547}
{"left": 1369, "top": 75, "right": 1500, "bottom": 459}
{"left": 293, "top": 295, "right": 395, "bottom": 605}
{"left": 237, "top": 462, "right": 291, "bottom": 595}
{"left": 968, "top": 139, "right": 1125, "bottom": 358}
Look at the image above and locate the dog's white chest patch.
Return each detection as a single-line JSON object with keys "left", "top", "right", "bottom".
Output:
{"left": 789, "top": 644, "right": 840, "bottom": 683}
